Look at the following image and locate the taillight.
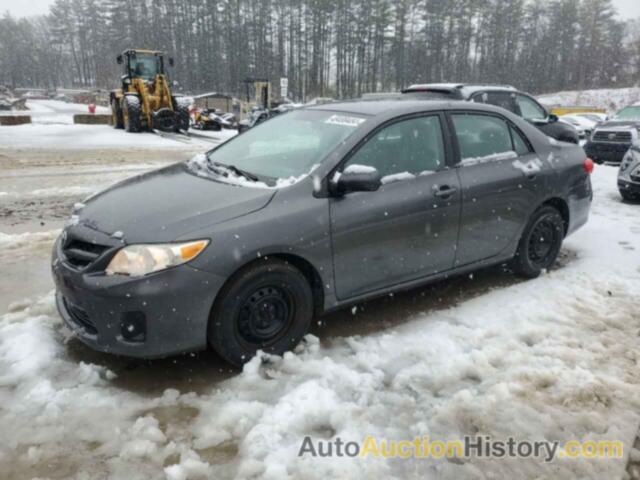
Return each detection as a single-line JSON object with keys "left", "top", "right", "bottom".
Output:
{"left": 583, "top": 158, "right": 594, "bottom": 174}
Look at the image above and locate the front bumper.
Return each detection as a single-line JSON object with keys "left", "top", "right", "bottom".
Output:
{"left": 584, "top": 141, "right": 630, "bottom": 164}
{"left": 52, "top": 235, "right": 226, "bottom": 359}
{"left": 618, "top": 178, "right": 640, "bottom": 195}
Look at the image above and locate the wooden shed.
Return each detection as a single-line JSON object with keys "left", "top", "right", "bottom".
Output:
{"left": 193, "top": 92, "right": 234, "bottom": 112}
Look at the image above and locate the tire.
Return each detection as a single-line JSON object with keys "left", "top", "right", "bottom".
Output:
{"left": 122, "top": 95, "right": 141, "bottom": 133}
{"left": 208, "top": 259, "right": 313, "bottom": 367}
{"left": 510, "top": 205, "right": 565, "bottom": 279}
{"left": 111, "top": 99, "right": 124, "bottom": 129}
{"left": 172, "top": 96, "right": 190, "bottom": 132}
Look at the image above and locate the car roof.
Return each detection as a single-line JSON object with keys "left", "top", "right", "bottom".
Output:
{"left": 307, "top": 99, "right": 453, "bottom": 116}
{"left": 306, "top": 98, "right": 516, "bottom": 118}
{"left": 403, "top": 83, "right": 518, "bottom": 98}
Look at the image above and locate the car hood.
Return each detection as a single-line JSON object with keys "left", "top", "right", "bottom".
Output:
{"left": 75, "top": 163, "right": 276, "bottom": 243}
{"left": 597, "top": 120, "right": 640, "bottom": 129}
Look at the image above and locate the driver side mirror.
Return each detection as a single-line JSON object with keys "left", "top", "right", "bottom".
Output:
{"left": 548, "top": 113, "right": 559, "bottom": 123}
{"left": 331, "top": 166, "right": 382, "bottom": 196}
{"left": 116, "top": 54, "right": 123, "bottom": 65}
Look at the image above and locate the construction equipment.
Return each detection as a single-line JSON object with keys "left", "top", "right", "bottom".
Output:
{"left": 110, "top": 49, "right": 190, "bottom": 133}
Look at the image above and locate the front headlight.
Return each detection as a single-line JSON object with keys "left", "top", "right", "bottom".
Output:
{"left": 620, "top": 150, "right": 636, "bottom": 172}
{"left": 106, "top": 240, "right": 209, "bottom": 276}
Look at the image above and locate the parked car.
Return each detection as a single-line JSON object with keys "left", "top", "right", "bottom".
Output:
{"left": 559, "top": 118, "right": 587, "bottom": 140}
{"left": 575, "top": 112, "right": 607, "bottom": 123}
{"left": 559, "top": 114, "right": 598, "bottom": 139}
{"left": 584, "top": 104, "right": 640, "bottom": 164}
{"left": 238, "top": 106, "right": 271, "bottom": 132}
{"left": 53, "top": 93, "right": 73, "bottom": 103}
{"left": 618, "top": 145, "right": 640, "bottom": 201}
{"left": 52, "top": 100, "right": 593, "bottom": 366}
{"left": 401, "top": 83, "right": 580, "bottom": 144}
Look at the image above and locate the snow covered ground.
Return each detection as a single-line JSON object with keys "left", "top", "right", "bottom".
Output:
{"left": 538, "top": 87, "right": 640, "bottom": 114}
{"left": 0, "top": 100, "right": 236, "bottom": 149}
{"left": 0, "top": 152, "right": 639, "bottom": 480}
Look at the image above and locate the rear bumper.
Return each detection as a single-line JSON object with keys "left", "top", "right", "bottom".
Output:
{"left": 52, "top": 236, "right": 226, "bottom": 359}
{"left": 584, "top": 142, "right": 630, "bottom": 163}
{"left": 565, "top": 174, "right": 592, "bottom": 237}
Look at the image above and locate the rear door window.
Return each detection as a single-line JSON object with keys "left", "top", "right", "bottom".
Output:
{"left": 451, "top": 114, "right": 514, "bottom": 162}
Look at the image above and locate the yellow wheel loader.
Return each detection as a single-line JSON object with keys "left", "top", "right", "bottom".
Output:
{"left": 110, "top": 49, "right": 190, "bottom": 133}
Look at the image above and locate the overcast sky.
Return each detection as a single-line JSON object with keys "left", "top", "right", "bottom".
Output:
{"left": 1, "top": 0, "right": 640, "bottom": 20}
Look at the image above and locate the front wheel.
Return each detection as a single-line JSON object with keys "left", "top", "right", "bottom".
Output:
{"left": 208, "top": 259, "right": 313, "bottom": 366}
{"left": 510, "top": 206, "right": 565, "bottom": 279}
{"left": 122, "top": 95, "right": 141, "bottom": 133}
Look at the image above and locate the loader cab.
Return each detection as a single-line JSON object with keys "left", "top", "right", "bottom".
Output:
{"left": 117, "top": 50, "right": 173, "bottom": 83}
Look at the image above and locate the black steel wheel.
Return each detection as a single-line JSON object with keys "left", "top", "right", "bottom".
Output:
{"left": 208, "top": 259, "right": 313, "bottom": 366}
{"left": 237, "top": 286, "right": 293, "bottom": 347}
{"left": 510, "top": 205, "right": 565, "bottom": 278}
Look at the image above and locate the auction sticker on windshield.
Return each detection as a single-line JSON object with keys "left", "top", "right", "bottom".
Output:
{"left": 325, "top": 115, "right": 366, "bottom": 127}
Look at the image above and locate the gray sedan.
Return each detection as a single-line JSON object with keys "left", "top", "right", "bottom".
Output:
{"left": 52, "top": 100, "right": 593, "bottom": 366}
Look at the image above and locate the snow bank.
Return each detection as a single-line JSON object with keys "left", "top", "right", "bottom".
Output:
{"left": 0, "top": 167, "right": 639, "bottom": 479}
{"left": 538, "top": 87, "right": 640, "bottom": 114}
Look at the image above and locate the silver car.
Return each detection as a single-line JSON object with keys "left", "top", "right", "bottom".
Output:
{"left": 619, "top": 146, "right": 640, "bottom": 201}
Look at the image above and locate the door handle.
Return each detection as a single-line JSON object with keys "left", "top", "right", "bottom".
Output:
{"left": 433, "top": 184, "right": 457, "bottom": 199}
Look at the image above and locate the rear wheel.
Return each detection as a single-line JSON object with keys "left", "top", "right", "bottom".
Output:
{"left": 510, "top": 205, "right": 565, "bottom": 279}
{"left": 208, "top": 259, "right": 313, "bottom": 367}
{"left": 122, "top": 95, "right": 141, "bottom": 133}
{"left": 111, "top": 99, "right": 124, "bottom": 129}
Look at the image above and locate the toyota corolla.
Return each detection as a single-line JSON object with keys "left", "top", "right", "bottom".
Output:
{"left": 52, "top": 100, "right": 593, "bottom": 366}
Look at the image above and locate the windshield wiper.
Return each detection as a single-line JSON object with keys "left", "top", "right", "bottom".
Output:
{"left": 210, "top": 161, "right": 260, "bottom": 182}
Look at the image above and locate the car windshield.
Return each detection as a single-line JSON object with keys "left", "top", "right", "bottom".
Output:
{"left": 202, "top": 110, "right": 367, "bottom": 183}
{"left": 614, "top": 106, "right": 640, "bottom": 120}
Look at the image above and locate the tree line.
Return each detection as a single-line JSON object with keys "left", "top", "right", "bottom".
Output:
{"left": 0, "top": 0, "right": 639, "bottom": 100}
